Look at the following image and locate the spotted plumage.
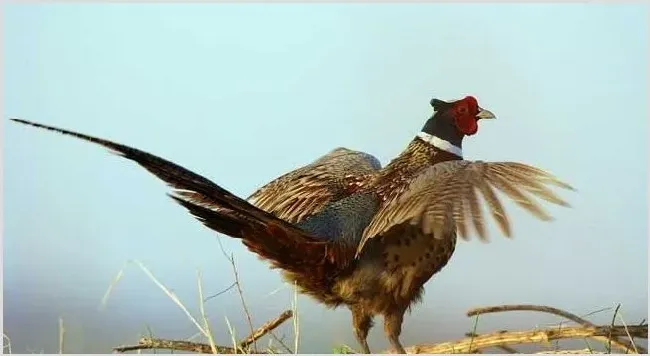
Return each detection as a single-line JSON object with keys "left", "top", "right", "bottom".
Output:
{"left": 10, "top": 95, "right": 574, "bottom": 354}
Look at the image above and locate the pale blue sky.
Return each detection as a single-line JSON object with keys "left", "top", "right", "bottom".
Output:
{"left": 3, "top": 3, "right": 648, "bottom": 353}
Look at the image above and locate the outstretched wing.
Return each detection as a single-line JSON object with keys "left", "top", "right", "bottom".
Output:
{"left": 10, "top": 118, "right": 358, "bottom": 281}
{"left": 358, "top": 160, "right": 575, "bottom": 254}
{"left": 248, "top": 147, "right": 382, "bottom": 224}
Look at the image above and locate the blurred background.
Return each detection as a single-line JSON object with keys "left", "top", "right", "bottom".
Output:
{"left": 3, "top": 3, "right": 648, "bottom": 353}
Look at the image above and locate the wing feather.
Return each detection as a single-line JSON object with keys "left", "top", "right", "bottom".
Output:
{"left": 247, "top": 148, "right": 381, "bottom": 223}
{"left": 452, "top": 184, "right": 469, "bottom": 240}
{"left": 467, "top": 184, "right": 487, "bottom": 241}
{"left": 488, "top": 163, "right": 571, "bottom": 207}
{"left": 358, "top": 160, "right": 573, "bottom": 254}
{"left": 487, "top": 171, "right": 552, "bottom": 221}
{"left": 475, "top": 178, "right": 510, "bottom": 237}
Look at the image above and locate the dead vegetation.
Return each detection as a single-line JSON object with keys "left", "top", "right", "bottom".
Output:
{"left": 4, "top": 256, "right": 647, "bottom": 354}
{"left": 109, "top": 257, "right": 648, "bottom": 354}
{"left": 111, "top": 305, "right": 647, "bottom": 354}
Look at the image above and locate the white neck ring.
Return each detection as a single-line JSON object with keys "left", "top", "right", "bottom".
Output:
{"left": 416, "top": 132, "right": 463, "bottom": 157}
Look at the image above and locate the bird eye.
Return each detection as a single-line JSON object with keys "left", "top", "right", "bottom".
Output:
{"left": 457, "top": 105, "right": 468, "bottom": 115}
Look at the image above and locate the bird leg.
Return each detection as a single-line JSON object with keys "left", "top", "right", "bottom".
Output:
{"left": 383, "top": 309, "right": 407, "bottom": 354}
{"left": 351, "top": 306, "right": 373, "bottom": 354}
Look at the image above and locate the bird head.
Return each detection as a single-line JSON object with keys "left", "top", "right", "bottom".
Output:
{"left": 429, "top": 96, "right": 495, "bottom": 137}
{"left": 418, "top": 96, "right": 495, "bottom": 154}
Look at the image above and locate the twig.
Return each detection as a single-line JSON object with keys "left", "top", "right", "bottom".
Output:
{"left": 114, "top": 337, "right": 238, "bottom": 354}
{"left": 197, "top": 270, "right": 218, "bottom": 354}
{"left": 114, "top": 309, "right": 294, "bottom": 354}
{"left": 224, "top": 315, "right": 238, "bottom": 354}
{"left": 607, "top": 304, "right": 621, "bottom": 353}
{"left": 581, "top": 307, "right": 615, "bottom": 319}
{"left": 582, "top": 337, "right": 594, "bottom": 354}
{"left": 203, "top": 282, "right": 237, "bottom": 303}
{"left": 468, "top": 304, "right": 597, "bottom": 326}
{"left": 268, "top": 331, "right": 295, "bottom": 353}
{"left": 100, "top": 264, "right": 126, "bottom": 310}
{"left": 292, "top": 281, "right": 300, "bottom": 354}
{"left": 536, "top": 348, "right": 606, "bottom": 354}
{"left": 467, "top": 304, "right": 645, "bottom": 353}
{"left": 468, "top": 314, "right": 480, "bottom": 352}
{"left": 218, "top": 239, "right": 257, "bottom": 353}
{"left": 239, "top": 310, "right": 293, "bottom": 349}
{"left": 615, "top": 308, "right": 639, "bottom": 354}
{"left": 115, "top": 324, "right": 646, "bottom": 354}
{"left": 3, "top": 333, "right": 12, "bottom": 354}
{"left": 397, "top": 325, "right": 647, "bottom": 354}
{"left": 58, "top": 317, "right": 65, "bottom": 355}
{"left": 133, "top": 260, "right": 210, "bottom": 338}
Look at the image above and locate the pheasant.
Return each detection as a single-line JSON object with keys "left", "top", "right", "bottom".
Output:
{"left": 10, "top": 95, "right": 573, "bottom": 354}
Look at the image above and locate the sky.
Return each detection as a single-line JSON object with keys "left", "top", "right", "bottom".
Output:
{"left": 3, "top": 3, "right": 648, "bottom": 354}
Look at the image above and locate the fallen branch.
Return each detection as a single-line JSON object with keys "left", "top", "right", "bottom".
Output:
{"left": 400, "top": 325, "right": 647, "bottom": 354}
{"left": 114, "top": 309, "right": 293, "bottom": 354}
{"left": 467, "top": 304, "right": 646, "bottom": 354}
{"left": 114, "top": 338, "right": 234, "bottom": 354}
{"left": 535, "top": 349, "right": 605, "bottom": 354}
{"left": 239, "top": 310, "right": 294, "bottom": 349}
{"left": 113, "top": 304, "right": 647, "bottom": 354}
{"left": 114, "top": 323, "right": 646, "bottom": 354}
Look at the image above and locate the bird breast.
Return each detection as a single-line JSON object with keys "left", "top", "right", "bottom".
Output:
{"left": 333, "top": 224, "right": 457, "bottom": 314}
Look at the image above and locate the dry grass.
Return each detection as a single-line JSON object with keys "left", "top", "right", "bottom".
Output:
{"left": 58, "top": 317, "right": 65, "bottom": 355}
{"left": 3, "top": 255, "right": 647, "bottom": 354}
{"left": 110, "top": 257, "right": 647, "bottom": 354}
{"left": 99, "top": 257, "right": 298, "bottom": 354}
{"left": 3, "top": 333, "right": 12, "bottom": 354}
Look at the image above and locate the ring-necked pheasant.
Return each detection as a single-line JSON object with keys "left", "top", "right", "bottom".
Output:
{"left": 10, "top": 95, "right": 574, "bottom": 354}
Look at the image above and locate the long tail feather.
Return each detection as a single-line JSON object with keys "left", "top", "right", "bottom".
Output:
{"left": 10, "top": 118, "right": 354, "bottom": 281}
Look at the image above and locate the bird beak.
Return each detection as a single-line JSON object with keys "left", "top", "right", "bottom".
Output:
{"left": 476, "top": 107, "right": 496, "bottom": 120}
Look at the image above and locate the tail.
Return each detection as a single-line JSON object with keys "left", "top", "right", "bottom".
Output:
{"left": 10, "top": 118, "right": 355, "bottom": 284}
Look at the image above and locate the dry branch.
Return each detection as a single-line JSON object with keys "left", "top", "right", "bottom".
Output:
{"left": 467, "top": 304, "right": 646, "bottom": 354}
{"left": 239, "top": 310, "right": 294, "bottom": 349}
{"left": 113, "top": 304, "right": 647, "bottom": 354}
{"left": 400, "top": 325, "right": 647, "bottom": 354}
{"left": 114, "top": 322, "right": 646, "bottom": 354}
{"left": 114, "top": 338, "right": 235, "bottom": 354}
{"left": 114, "top": 309, "right": 293, "bottom": 354}
{"left": 535, "top": 349, "right": 605, "bottom": 354}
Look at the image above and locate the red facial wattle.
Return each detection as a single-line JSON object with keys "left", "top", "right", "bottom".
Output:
{"left": 455, "top": 116, "right": 478, "bottom": 135}
{"left": 452, "top": 96, "right": 480, "bottom": 136}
